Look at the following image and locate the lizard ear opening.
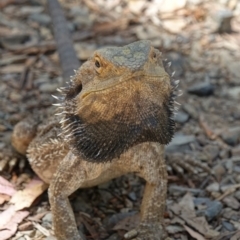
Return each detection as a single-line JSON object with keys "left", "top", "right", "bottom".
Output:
{"left": 65, "top": 84, "right": 82, "bottom": 100}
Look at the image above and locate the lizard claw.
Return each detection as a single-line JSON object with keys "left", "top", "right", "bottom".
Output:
{"left": 0, "top": 147, "right": 25, "bottom": 172}
{"left": 124, "top": 223, "right": 169, "bottom": 240}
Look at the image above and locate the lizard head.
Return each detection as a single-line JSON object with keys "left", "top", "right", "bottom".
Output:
{"left": 58, "top": 40, "right": 179, "bottom": 162}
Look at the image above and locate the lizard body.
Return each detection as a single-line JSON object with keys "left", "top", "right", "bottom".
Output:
{"left": 12, "top": 40, "right": 177, "bottom": 239}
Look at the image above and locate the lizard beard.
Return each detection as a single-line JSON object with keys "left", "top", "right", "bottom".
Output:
{"left": 60, "top": 78, "right": 176, "bottom": 162}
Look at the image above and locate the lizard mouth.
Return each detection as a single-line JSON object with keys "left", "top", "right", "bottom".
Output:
{"left": 80, "top": 73, "right": 170, "bottom": 100}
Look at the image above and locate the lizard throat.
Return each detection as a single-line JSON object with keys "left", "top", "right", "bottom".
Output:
{"left": 60, "top": 97, "right": 175, "bottom": 162}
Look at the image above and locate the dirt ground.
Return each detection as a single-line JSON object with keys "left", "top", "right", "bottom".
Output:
{"left": 1, "top": 0, "right": 240, "bottom": 239}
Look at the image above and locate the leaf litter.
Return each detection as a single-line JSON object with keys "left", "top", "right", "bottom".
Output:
{"left": 1, "top": 0, "right": 240, "bottom": 239}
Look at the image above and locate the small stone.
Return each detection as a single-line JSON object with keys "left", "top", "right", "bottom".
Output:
{"left": 188, "top": 0, "right": 202, "bottom": 4}
{"left": 158, "top": 0, "right": 187, "bottom": 13}
{"left": 166, "top": 134, "right": 195, "bottom": 153}
{"left": 206, "top": 183, "right": 220, "bottom": 192}
{"left": 162, "top": 19, "right": 187, "bottom": 34}
{"left": 213, "top": 164, "right": 226, "bottom": 181}
{"left": 225, "top": 160, "right": 234, "bottom": 173}
{"left": 213, "top": 9, "right": 234, "bottom": 33}
{"left": 221, "top": 185, "right": 234, "bottom": 192}
{"left": 99, "top": 190, "right": 113, "bottom": 203}
{"left": 194, "top": 197, "right": 211, "bottom": 206}
{"left": 105, "top": 212, "right": 137, "bottom": 229}
{"left": 211, "top": 192, "right": 221, "bottom": 199}
{"left": 70, "top": 6, "right": 89, "bottom": 16}
{"left": 98, "top": 181, "right": 111, "bottom": 189}
{"left": 203, "top": 145, "right": 219, "bottom": 162}
{"left": 183, "top": 104, "right": 198, "bottom": 119}
{"left": 9, "top": 91, "right": 22, "bottom": 102}
{"left": 20, "top": 6, "right": 44, "bottom": 15}
{"left": 204, "top": 201, "right": 223, "bottom": 221}
{"left": 222, "top": 196, "right": 240, "bottom": 210}
{"left": 196, "top": 134, "right": 208, "bottom": 146}
{"left": 234, "top": 190, "right": 240, "bottom": 201}
{"left": 232, "top": 146, "right": 240, "bottom": 156}
{"left": 128, "top": 192, "right": 137, "bottom": 201}
{"left": 188, "top": 82, "right": 214, "bottom": 96}
{"left": 222, "top": 220, "right": 235, "bottom": 231}
{"left": 221, "top": 127, "right": 240, "bottom": 146}
{"left": 174, "top": 111, "right": 189, "bottom": 124}
{"left": 74, "top": 15, "right": 93, "bottom": 28}
{"left": 135, "top": 25, "right": 161, "bottom": 40}
{"left": 73, "top": 197, "right": 92, "bottom": 213}
{"left": 29, "top": 13, "right": 51, "bottom": 26}
{"left": 226, "top": 87, "right": 240, "bottom": 99}
{"left": 235, "top": 175, "right": 240, "bottom": 183}
{"left": 46, "top": 236, "right": 57, "bottom": 240}
{"left": 194, "top": 198, "right": 223, "bottom": 221}
{"left": 1, "top": 34, "right": 30, "bottom": 46}
{"left": 228, "top": 62, "right": 240, "bottom": 80}
{"left": 168, "top": 185, "right": 203, "bottom": 196}
{"left": 208, "top": 67, "right": 221, "bottom": 79}
{"left": 106, "top": 233, "right": 121, "bottom": 240}
{"left": 219, "top": 149, "right": 230, "bottom": 159}
{"left": 42, "top": 213, "right": 52, "bottom": 223}
{"left": 166, "top": 225, "right": 184, "bottom": 234}
{"left": 128, "top": 0, "right": 146, "bottom": 14}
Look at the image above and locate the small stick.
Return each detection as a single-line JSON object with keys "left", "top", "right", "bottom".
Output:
{"left": 47, "top": 0, "right": 80, "bottom": 85}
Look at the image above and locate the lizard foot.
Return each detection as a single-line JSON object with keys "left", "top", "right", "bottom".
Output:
{"left": 124, "top": 223, "right": 170, "bottom": 240}
{"left": 0, "top": 147, "right": 25, "bottom": 173}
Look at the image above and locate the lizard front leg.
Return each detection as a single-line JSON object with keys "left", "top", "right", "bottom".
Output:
{"left": 48, "top": 151, "right": 85, "bottom": 240}
{"left": 126, "top": 152, "right": 168, "bottom": 240}
{"left": 48, "top": 151, "right": 125, "bottom": 240}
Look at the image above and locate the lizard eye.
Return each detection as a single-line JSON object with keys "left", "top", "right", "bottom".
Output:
{"left": 152, "top": 52, "right": 157, "bottom": 59}
{"left": 94, "top": 57, "right": 103, "bottom": 73}
{"left": 95, "top": 58, "right": 101, "bottom": 68}
{"left": 95, "top": 60, "right": 101, "bottom": 68}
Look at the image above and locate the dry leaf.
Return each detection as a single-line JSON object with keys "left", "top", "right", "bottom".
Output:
{"left": 230, "top": 231, "right": 240, "bottom": 240}
{"left": 93, "top": 18, "right": 129, "bottom": 34}
{"left": 170, "top": 193, "right": 220, "bottom": 238}
{"left": 0, "top": 176, "right": 16, "bottom": 196}
{"left": 0, "top": 206, "right": 15, "bottom": 229}
{"left": 184, "top": 225, "right": 206, "bottom": 240}
{"left": 113, "top": 214, "right": 140, "bottom": 231}
{"left": 0, "top": 64, "right": 24, "bottom": 74}
{"left": 10, "top": 179, "right": 48, "bottom": 211}
{"left": 32, "top": 222, "right": 50, "bottom": 237}
{"left": 0, "top": 206, "right": 29, "bottom": 240}
{"left": 181, "top": 214, "right": 220, "bottom": 238}
{"left": 0, "top": 194, "right": 11, "bottom": 205}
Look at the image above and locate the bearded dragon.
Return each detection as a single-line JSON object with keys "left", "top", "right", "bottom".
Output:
{"left": 12, "top": 40, "right": 179, "bottom": 240}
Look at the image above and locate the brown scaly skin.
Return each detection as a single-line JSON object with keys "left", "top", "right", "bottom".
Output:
{"left": 12, "top": 40, "right": 178, "bottom": 240}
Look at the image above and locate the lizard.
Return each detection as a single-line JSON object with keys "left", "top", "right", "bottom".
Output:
{"left": 12, "top": 40, "right": 177, "bottom": 240}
